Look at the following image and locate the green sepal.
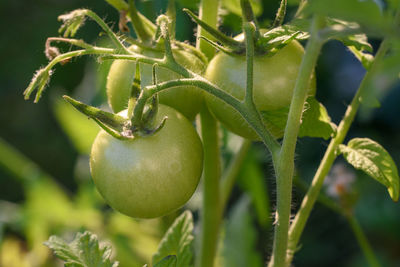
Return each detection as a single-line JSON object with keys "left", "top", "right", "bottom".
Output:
{"left": 256, "top": 23, "right": 309, "bottom": 55}
{"left": 183, "top": 8, "right": 244, "bottom": 52}
{"left": 63, "top": 95, "right": 130, "bottom": 136}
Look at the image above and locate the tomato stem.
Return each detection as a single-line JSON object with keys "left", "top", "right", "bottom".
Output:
{"left": 286, "top": 8, "right": 400, "bottom": 263}
{"left": 128, "top": 0, "right": 153, "bottom": 43}
{"left": 268, "top": 15, "right": 325, "bottom": 267}
{"left": 272, "top": 0, "right": 287, "bottom": 28}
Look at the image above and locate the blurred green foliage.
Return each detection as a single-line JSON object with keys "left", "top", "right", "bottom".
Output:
{"left": 0, "top": 0, "right": 400, "bottom": 266}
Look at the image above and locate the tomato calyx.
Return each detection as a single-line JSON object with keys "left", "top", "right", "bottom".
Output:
{"left": 63, "top": 93, "right": 167, "bottom": 140}
{"left": 185, "top": 0, "right": 309, "bottom": 57}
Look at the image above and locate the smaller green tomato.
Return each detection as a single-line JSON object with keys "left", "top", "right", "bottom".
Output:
{"left": 107, "top": 46, "right": 206, "bottom": 121}
{"left": 205, "top": 40, "right": 316, "bottom": 140}
{"left": 90, "top": 105, "right": 203, "bottom": 218}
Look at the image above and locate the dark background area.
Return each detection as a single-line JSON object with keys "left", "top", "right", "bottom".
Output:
{"left": 1, "top": 0, "right": 400, "bottom": 266}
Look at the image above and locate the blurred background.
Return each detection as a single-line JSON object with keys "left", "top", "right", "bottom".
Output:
{"left": 1, "top": 0, "right": 400, "bottom": 266}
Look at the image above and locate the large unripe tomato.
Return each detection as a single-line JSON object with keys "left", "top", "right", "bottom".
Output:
{"left": 205, "top": 40, "right": 316, "bottom": 140}
{"left": 90, "top": 105, "right": 203, "bottom": 218}
{"left": 107, "top": 46, "right": 206, "bottom": 121}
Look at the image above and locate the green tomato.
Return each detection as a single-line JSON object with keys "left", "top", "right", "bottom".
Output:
{"left": 205, "top": 40, "right": 316, "bottom": 140}
{"left": 90, "top": 105, "right": 203, "bottom": 218}
{"left": 107, "top": 45, "right": 206, "bottom": 121}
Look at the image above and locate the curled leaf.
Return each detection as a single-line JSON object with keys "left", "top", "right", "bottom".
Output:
{"left": 23, "top": 68, "right": 53, "bottom": 103}
{"left": 58, "top": 9, "right": 88, "bottom": 37}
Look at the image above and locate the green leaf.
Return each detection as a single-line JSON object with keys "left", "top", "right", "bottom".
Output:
{"left": 298, "top": 97, "right": 337, "bottom": 139}
{"left": 237, "top": 148, "right": 270, "bottom": 227}
{"left": 154, "top": 255, "right": 177, "bottom": 267}
{"left": 261, "top": 96, "right": 337, "bottom": 140}
{"left": 360, "top": 48, "right": 400, "bottom": 110}
{"left": 338, "top": 138, "right": 400, "bottom": 201}
{"left": 325, "top": 19, "right": 374, "bottom": 69}
{"left": 44, "top": 231, "right": 119, "bottom": 267}
{"left": 53, "top": 98, "right": 99, "bottom": 154}
{"left": 222, "top": 196, "right": 262, "bottom": 267}
{"left": 222, "top": 0, "right": 263, "bottom": 17}
{"left": 152, "top": 211, "right": 194, "bottom": 267}
{"left": 258, "top": 23, "right": 310, "bottom": 54}
{"left": 304, "top": 0, "right": 388, "bottom": 33}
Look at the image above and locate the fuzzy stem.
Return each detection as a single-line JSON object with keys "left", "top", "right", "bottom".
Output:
{"left": 195, "top": 0, "right": 220, "bottom": 60}
{"left": 195, "top": 1, "right": 221, "bottom": 267}
{"left": 128, "top": 0, "right": 152, "bottom": 42}
{"left": 197, "top": 106, "right": 222, "bottom": 267}
{"left": 272, "top": 0, "right": 287, "bottom": 27}
{"left": 268, "top": 15, "right": 325, "bottom": 267}
{"left": 84, "top": 9, "right": 131, "bottom": 53}
{"left": 286, "top": 38, "right": 390, "bottom": 265}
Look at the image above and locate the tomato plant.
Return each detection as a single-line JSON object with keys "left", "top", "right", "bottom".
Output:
{"left": 90, "top": 104, "right": 203, "bottom": 218}
{"left": 206, "top": 40, "right": 315, "bottom": 140}
{"left": 19, "top": 0, "right": 400, "bottom": 267}
{"left": 107, "top": 45, "right": 206, "bottom": 121}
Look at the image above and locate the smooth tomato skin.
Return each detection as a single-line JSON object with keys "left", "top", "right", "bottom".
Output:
{"left": 107, "top": 46, "right": 206, "bottom": 121}
{"left": 90, "top": 105, "right": 203, "bottom": 218}
{"left": 205, "top": 40, "right": 316, "bottom": 140}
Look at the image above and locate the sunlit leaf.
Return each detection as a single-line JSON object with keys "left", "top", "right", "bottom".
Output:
{"left": 44, "top": 231, "right": 119, "bottom": 267}
{"left": 152, "top": 211, "right": 194, "bottom": 267}
{"left": 339, "top": 138, "right": 400, "bottom": 201}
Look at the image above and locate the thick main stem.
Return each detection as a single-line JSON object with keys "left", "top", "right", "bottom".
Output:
{"left": 196, "top": 1, "right": 221, "bottom": 267}
{"left": 286, "top": 39, "right": 390, "bottom": 265}
{"left": 198, "top": 107, "right": 222, "bottom": 267}
{"left": 268, "top": 16, "right": 324, "bottom": 267}
{"left": 196, "top": 0, "right": 219, "bottom": 60}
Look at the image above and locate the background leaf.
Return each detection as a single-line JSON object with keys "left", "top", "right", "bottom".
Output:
{"left": 237, "top": 148, "right": 270, "bottom": 227}
{"left": 154, "top": 255, "right": 177, "bottom": 267}
{"left": 53, "top": 98, "right": 99, "bottom": 155}
{"left": 152, "top": 211, "right": 194, "bottom": 267}
{"left": 222, "top": 0, "right": 263, "bottom": 17}
{"left": 44, "top": 231, "right": 119, "bottom": 267}
{"left": 261, "top": 96, "right": 337, "bottom": 139}
{"left": 338, "top": 138, "right": 400, "bottom": 201}
{"left": 221, "top": 196, "right": 262, "bottom": 267}
{"left": 304, "top": 0, "right": 388, "bottom": 34}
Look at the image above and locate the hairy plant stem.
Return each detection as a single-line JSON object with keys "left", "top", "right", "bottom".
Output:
{"left": 196, "top": 0, "right": 219, "bottom": 60}
{"left": 198, "top": 106, "right": 222, "bottom": 267}
{"left": 286, "top": 37, "right": 390, "bottom": 265}
{"left": 268, "top": 15, "right": 325, "bottom": 267}
{"left": 196, "top": 1, "right": 221, "bottom": 267}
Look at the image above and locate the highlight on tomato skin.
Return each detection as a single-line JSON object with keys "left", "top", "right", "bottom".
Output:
{"left": 106, "top": 45, "right": 206, "bottom": 122}
{"left": 205, "top": 39, "right": 316, "bottom": 140}
{"left": 89, "top": 105, "right": 204, "bottom": 219}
